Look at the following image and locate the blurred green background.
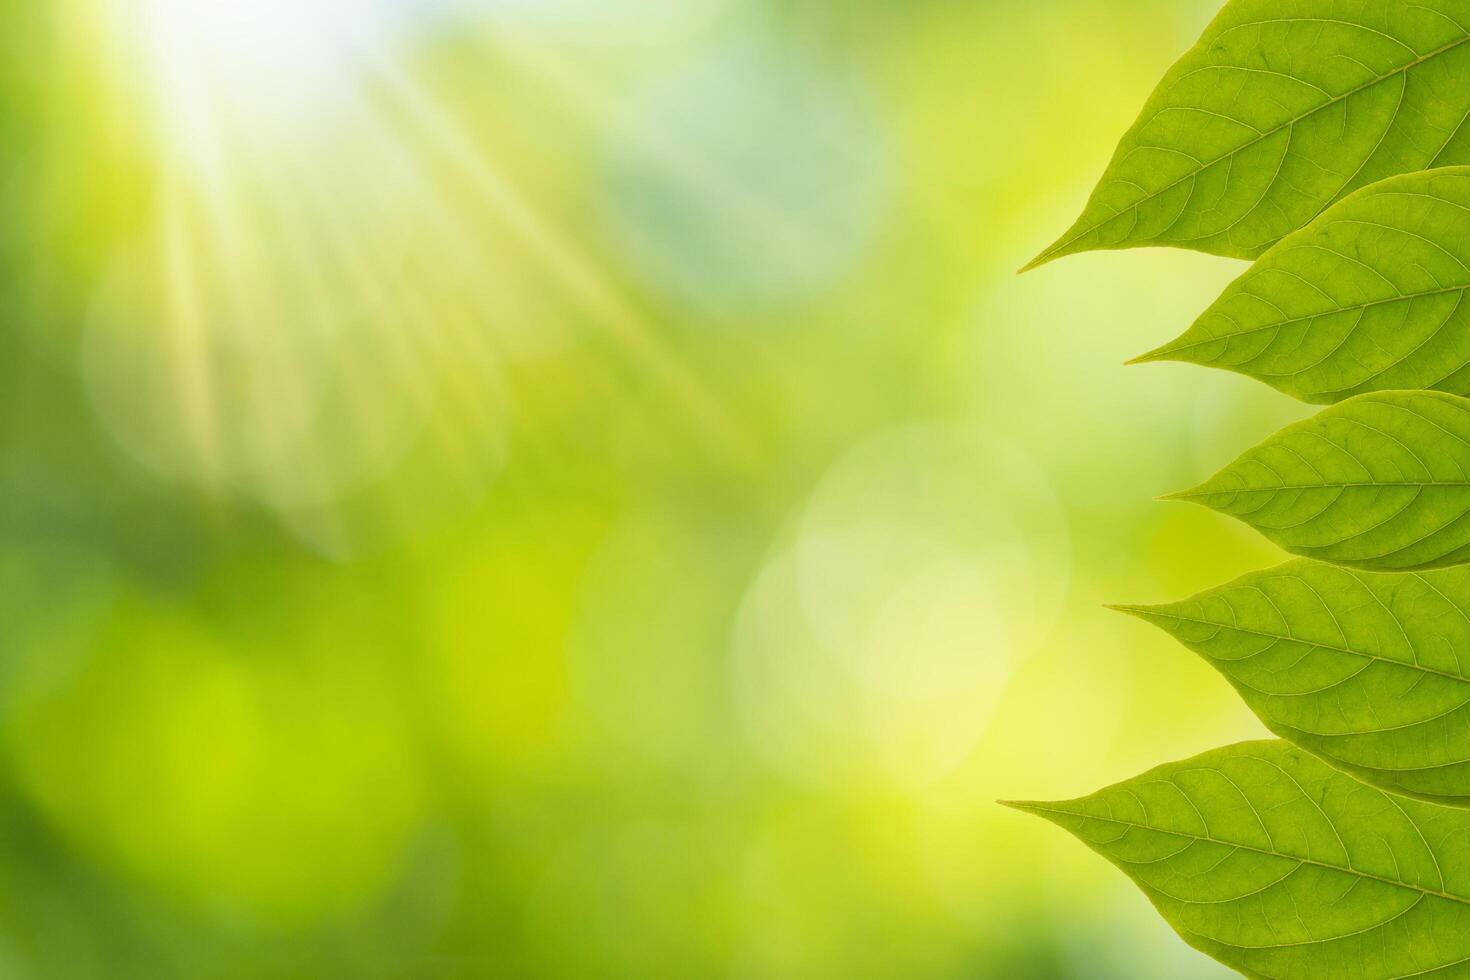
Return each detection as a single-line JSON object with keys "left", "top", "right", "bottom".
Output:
{"left": 1, "top": 1, "right": 1309, "bottom": 977}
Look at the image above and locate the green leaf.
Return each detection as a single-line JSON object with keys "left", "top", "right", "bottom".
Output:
{"left": 1115, "top": 559, "right": 1470, "bottom": 805}
{"left": 1027, "top": 1, "right": 1470, "bottom": 269}
{"left": 1005, "top": 740, "right": 1470, "bottom": 980}
{"left": 1169, "top": 390, "right": 1470, "bottom": 571}
{"left": 1135, "top": 168, "right": 1470, "bottom": 403}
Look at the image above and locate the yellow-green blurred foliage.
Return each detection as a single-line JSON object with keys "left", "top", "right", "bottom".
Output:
{"left": 0, "top": 1, "right": 1298, "bottom": 977}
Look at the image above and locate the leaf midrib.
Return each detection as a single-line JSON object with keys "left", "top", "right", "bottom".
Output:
{"left": 1046, "top": 28, "right": 1470, "bottom": 258}
{"left": 1157, "top": 282, "right": 1470, "bottom": 360}
{"left": 1132, "top": 608, "right": 1470, "bottom": 687}
{"left": 1011, "top": 802, "right": 1470, "bottom": 907}
{"left": 1172, "top": 480, "right": 1470, "bottom": 498}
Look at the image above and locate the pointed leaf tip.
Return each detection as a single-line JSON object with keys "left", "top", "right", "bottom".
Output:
{"left": 1017, "top": 741, "right": 1470, "bottom": 978}
{"left": 1103, "top": 602, "right": 1158, "bottom": 620}
{"left": 1012, "top": 10, "right": 1470, "bottom": 268}
{"left": 1017, "top": 252, "right": 1053, "bottom": 275}
{"left": 1144, "top": 168, "right": 1470, "bottom": 401}
{"left": 997, "top": 799, "right": 1046, "bottom": 814}
{"left": 1139, "top": 559, "right": 1470, "bottom": 805}
{"left": 1125, "top": 344, "right": 1175, "bottom": 366}
{"left": 1183, "top": 391, "right": 1470, "bottom": 571}
{"left": 1020, "top": 231, "right": 1087, "bottom": 274}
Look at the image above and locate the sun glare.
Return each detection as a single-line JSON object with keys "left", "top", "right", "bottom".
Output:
{"left": 76, "top": 0, "right": 749, "bottom": 554}
{"left": 130, "top": 0, "right": 403, "bottom": 149}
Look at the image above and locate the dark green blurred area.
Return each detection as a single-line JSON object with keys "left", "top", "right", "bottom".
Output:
{"left": 0, "top": 2, "right": 1295, "bottom": 977}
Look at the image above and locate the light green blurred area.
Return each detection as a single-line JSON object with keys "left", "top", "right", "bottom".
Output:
{"left": 0, "top": 1, "right": 1303, "bottom": 977}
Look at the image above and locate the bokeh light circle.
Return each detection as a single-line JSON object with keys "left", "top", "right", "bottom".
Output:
{"left": 733, "top": 424, "right": 1069, "bottom": 792}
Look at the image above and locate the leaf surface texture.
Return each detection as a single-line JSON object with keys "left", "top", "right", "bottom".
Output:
{"left": 1010, "top": 740, "right": 1470, "bottom": 979}
{"left": 1138, "top": 169, "right": 1470, "bottom": 402}
{"left": 1031, "top": 1, "right": 1470, "bottom": 267}
{"left": 1118, "top": 559, "right": 1470, "bottom": 804}
{"left": 1171, "top": 390, "right": 1470, "bottom": 571}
